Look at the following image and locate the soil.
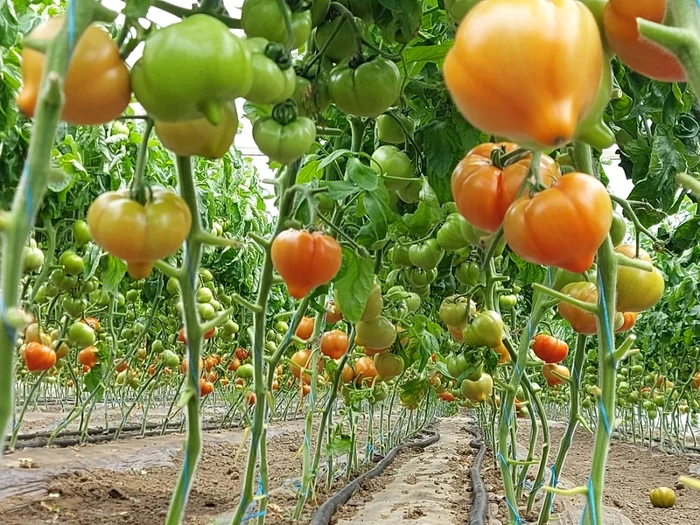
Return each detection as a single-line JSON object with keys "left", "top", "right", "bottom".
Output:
{"left": 515, "top": 420, "right": 700, "bottom": 525}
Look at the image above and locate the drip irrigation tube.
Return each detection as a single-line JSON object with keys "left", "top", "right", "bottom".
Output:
{"left": 309, "top": 429, "right": 441, "bottom": 525}
{"left": 468, "top": 435, "right": 488, "bottom": 525}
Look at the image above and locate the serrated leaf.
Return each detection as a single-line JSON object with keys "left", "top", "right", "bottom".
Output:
{"left": 319, "top": 149, "right": 350, "bottom": 170}
{"left": 84, "top": 243, "right": 103, "bottom": 279}
{"left": 123, "top": 0, "right": 154, "bottom": 18}
{"left": 403, "top": 42, "right": 452, "bottom": 66}
{"left": 346, "top": 158, "right": 378, "bottom": 191}
{"left": 327, "top": 434, "right": 352, "bottom": 456}
{"left": 333, "top": 248, "right": 374, "bottom": 323}
{"left": 102, "top": 255, "right": 127, "bottom": 294}
{"left": 297, "top": 158, "right": 322, "bottom": 183}
{"left": 327, "top": 180, "right": 359, "bottom": 200}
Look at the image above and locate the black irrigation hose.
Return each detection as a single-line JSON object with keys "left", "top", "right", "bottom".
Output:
{"left": 309, "top": 429, "right": 441, "bottom": 525}
{"left": 468, "top": 436, "right": 488, "bottom": 525}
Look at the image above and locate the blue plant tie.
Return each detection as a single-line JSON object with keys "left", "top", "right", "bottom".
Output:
{"left": 587, "top": 478, "right": 598, "bottom": 525}
{"left": 549, "top": 465, "right": 559, "bottom": 512}
{"left": 580, "top": 503, "right": 588, "bottom": 525}
{"left": 0, "top": 293, "right": 17, "bottom": 344}
{"left": 68, "top": 0, "right": 76, "bottom": 56}
{"left": 242, "top": 511, "right": 265, "bottom": 522}
{"left": 498, "top": 453, "right": 522, "bottom": 524}
{"left": 598, "top": 398, "right": 611, "bottom": 436}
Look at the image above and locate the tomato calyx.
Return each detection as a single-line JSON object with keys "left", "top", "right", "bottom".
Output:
{"left": 265, "top": 42, "right": 293, "bottom": 70}
{"left": 287, "top": 0, "right": 311, "bottom": 13}
{"left": 490, "top": 145, "right": 529, "bottom": 169}
{"left": 272, "top": 99, "right": 298, "bottom": 125}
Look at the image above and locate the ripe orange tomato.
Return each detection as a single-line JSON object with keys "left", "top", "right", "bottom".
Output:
{"left": 494, "top": 342, "right": 511, "bottom": 364}
{"left": 296, "top": 317, "right": 315, "bottom": 340}
{"left": 557, "top": 282, "right": 599, "bottom": 335}
{"left": 542, "top": 363, "right": 570, "bottom": 387}
{"left": 180, "top": 357, "right": 204, "bottom": 374}
{"left": 503, "top": 173, "right": 612, "bottom": 273}
{"left": 17, "top": 17, "right": 131, "bottom": 125}
{"left": 325, "top": 301, "right": 343, "bottom": 324}
{"left": 115, "top": 359, "right": 128, "bottom": 373}
{"left": 271, "top": 229, "right": 343, "bottom": 299}
{"left": 604, "top": 0, "right": 686, "bottom": 82}
{"left": 692, "top": 372, "right": 700, "bottom": 390}
{"left": 205, "top": 356, "right": 217, "bottom": 371}
{"left": 451, "top": 143, "right": 559, "bottom": 232}
{"left": 444, "top": 0, "right": 604, "bottom": 148}
{"left": 245, "top": 392, "right": 257, "bottom": 405}
{"left": 532, "top": 334, "right": 569, "bottom": 364}
{"left": 235, "top": 347, "right": 250, "bottom": 361}
{"left": 438, "top": 391, "right": 456, "bottom": 402}
{"left": 200, "top": 378, "right": 214, "bottom": 396}
{"left": 82, "top": 317, "right": 101, "bottom": 331}
{"left": 290, "top": 349, "right": 322, "bottom": 383}
{"left": 301, "top": 384, "right": 312, "bottom": 397}
{"left": 354, "top": 356, "right": 377, "bottom": 386}
{"left": 87, "top": 188, "right": 191, "bottom": 279}
{"left": 272, "top": 379, "right": 280, "bottom": 391}
{"left": 615, "top": 312, "right": 637, "bottom": 333}
{"left": 147, "top": 364, "right": 156, "bottom": 375}
{"left": 341, "top": 363, "right": 355, "bottom": 383}
{"left": 320, "top": 330, "right": 349, "bottom": 359}
{"left": 25, "top": 342, "right": 56, "bottom": 372}
{"left": 228, "top": 357, "right": 241, "bottom": 371}
{"left": 78, "top": 346, "right": 98, "bottom": 368}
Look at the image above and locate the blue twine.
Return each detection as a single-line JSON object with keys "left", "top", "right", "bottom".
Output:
{"left": 242, "top": 511, "right": 265, "bottom": 522}
{"left": 498, "top": 453, "right": 522, "bottom": 524}
{"left": 598, "top": 398, "right": 611, "bottom": 436}
{"left": 549, "top": 465, "right": 559, "bottom": 512}
{"left": 587, "top": 478, "right": 598, "bottom": 525}
{"left": 67, "top": 0, "right": 76, "bottom": 56}
{"left": 580, "top": 503, "right": 588, "bottom": 525}
{"left": 596, "top": 272, "right": 616, "bottom": 370}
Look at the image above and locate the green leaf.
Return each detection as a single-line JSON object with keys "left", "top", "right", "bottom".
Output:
{"left": 327, "top": 433, "right": 352, "bottom": 456}
{"left": 346, "top": 158, "right": 378, "bottom": 191}
{"left": 83, "top": 364, "right": 105, "bottom": 401}
{"left": 297, "top": 158, "right": 322, "bottom": 183}
{"left": 319, "top": 149, "right": 350, "bottom": 170}
{"left": 101, "top": 255, "right": 127, "bottom": 294}
{"left": 333, "top": 248, "right": 375, "bottom": 323}
{"left": 357, "top": 183, "right": 396, "bottom": 246}
{"left": 84, "top": 243, "right": 103, "bottom": 280}
{"left": 402, "top": 42, "right": 452, "bottom": 66}
{"left": 420, "top": 121, "right": 461, "bottom": 179}
{"left": 327, "top": 180, "right": 360, "bottom": 200}
{"left": 0, "top": 0, "right": 19, "bottom": 48}
{"left": 47, "top": 167, "right": 73, "bottom": 193}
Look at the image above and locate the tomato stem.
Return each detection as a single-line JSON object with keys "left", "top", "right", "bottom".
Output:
{"left": 130, "top": 119, "right": 154, "bottom": 205}
{"left": 531, "top": 283, "right": 599, "bottom": 314}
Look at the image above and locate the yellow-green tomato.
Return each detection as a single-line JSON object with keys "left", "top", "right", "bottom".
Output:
{"left": 649, "top": 487, "right": 676, "bottom": 508}
{"left": 460, "top": 372, "right": 493, "bottom": 403}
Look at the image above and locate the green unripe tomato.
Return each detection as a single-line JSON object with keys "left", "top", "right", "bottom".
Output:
{"left": 116, "top": 293, "right": 126, "bottom": 307}
{"left": 59, "top": 251, "right": 85, "bottom": 276}
{"left": 67, "top": 322, "right": 96, "bottom": 348}
{"left": 265, "top": 341, "right": 277, "bottom": 353}
{"left": 610, "top": 211, "right": 627, "bottom": 247}
{"left": 73, "top": 220, "right": 92, "bottom": 246}
{"left": 237, "top": 363, "right": 254, "bottom": 379}
{"left": 152, "top": 339, "right": 165, "bottom": 354}
{"left": 198, "top": 303, "right": 216, "bottom": 321}
{"left": 654, "top": 396, "right": 665, "bottom": 407}
{"left": 162, "top": 349, "right": 181, "bottom": 368}
{"left": 133, "top": 322, "right": 146, "bottom": 334}
{"left": 196, "top": 287, "right": 213, "bottom": 303}
{"left": 62, "top": 297, "right": 86, "bottom": 318}
{"left": 275, "top": 321, "right": 289, "bottom": 333}
{"left": 649, "top": 487, "right": 676, "bottom": 508}
{"left": 126, "top": 289, "right": 139, "bottom": 302}
{"left": 499, "top": 294, "right": 517, "bottom": 309}
{"left": 371, "top": 145, "right": 415, "bottom": 191}
{"left": 224, "top": 320, "right": 240, "bottom": 334}
{"left": 166, "top": 277, "right": 180, "bottom": 295}
{"left": 22, "top": 246, "right": 45, "bottom": 272}
{"left": 209, "top": 299, "right": 222, "bottom": 311}
{"left": 199, "top": 268, "right": 214, "bottom": 283}
{"left": 375, "top": 114, "right": 414, "bottom": 144}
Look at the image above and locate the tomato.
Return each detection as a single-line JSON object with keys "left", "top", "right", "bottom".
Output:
{"left": 375, "top": 114, "right": 414, "bottom": 144}
{"left": 253, "top": 109, "right": 317, "bottom": 164}
{"left": 132, "top": 15, "right": 252, "bottom": 122}
{"left": 439, "top": 295, "right": 476, "bottom": 330}
{"left": 235, "top": 347, "right": 250, "bottom": 361}
{"left": 370, "top": 146, "right": 415, "bottom": 191}
{"left": 354, "top": 356, "right": 377, "bottom": 386}
{"left": 78, "top": 347, "right": 98, "bottom": 368}
{"left": 242, "top": 0, "right": 312, "bottom": 50}
{"left": 373, "top": 352, "right": 404, "bottom": 381}
{"left": 451, "top": 143, "right": 560, "bottom": 232}
{"left": 341, "top": 363, "right": 355, "bottom": 383}
{"left": 293, "top": 76, "right": 332, "bottom": 118}
{"left": 53, "top": 341, "right": 70, "bottom": 360}
{"left": 310, "top": 0, "right": 330, "bottom": 26}
{"left": 271, "top": 229, "right": 342, "bottom": 299}
{"left": 604, "top": 0, "right": 686, "bottom": 82}
{"left": 444, "top": 0, "right": 604, "bottom": 148}
{"left": 404, "top": 292, "right": 421, "bottom": 313}
{"left": 18, "top": 17, "right": 130, "bottom": 125}
{"left": 408, "top": 239, "right": 444, "bottom": 270}
{"left": 22, "top": 244, "right": 44, "bottom": 272}
{"left": 59, "top": 250, "right": 85, "bottom": 276}
{"left": 82, "top": 317, "right": 100, "bottom": 332}
{"left": 62, "top": 297, "right": 85, "bottom": 318}
{"left": 25, "top": 342, "right": 56, "bottom": 372}
{"left": 67, "top": 322, "right": 96, "bottom": 348}
{"left": 224, "top": 320, "right": 240, "bottom": 334}
{"left": 205, "top": 356, "right": 217, "bottom": 371}
{"left": 321, "top": 330, "right": 349, "bottom": 359}
{"left": 437, "top": 214, "right": 470, "bottom": 252}
{"left": 463, "top": 310, "right": 503, "bottom": 348}
{"left": 500, "top": 295, "right": 518, "bottom": 310}
{"left": 329, "top": 57, "right": 401, "bottom": 117}
{"left": 455, "top": 261, "right": 481, "bottom": 286}
{"left": 161, "top": 350, "right": 180, "bottom": 368}
{"left": 73, "top": 220, "right": 92, "bottom": 247}
{"left": 200, "top": 378, "right": 215, "bottom": 397}
{"left": 542, "top": 363, "right": 570, "bottom": 387}
{"left": 532, "top": 334, "right": 569, "bottom": 364}
{"left": 494, "top": 342, "right": 511, "bottom": 364}
{"left": 237, "top": 363, "right": 255, "bottom": 379}
{"left": 155, "top": 102, "right": 238, "bottom": 159}
{"left": 315, "top": 17, "right": 362, "bottom": 62}
{"left": 615, "top": 244, "right": 665, "bottom": 313}
{"left": 87, "top": 188, "right": 192, "bottom": 279}
{"left": 228, "top": 357, "right": 241, "bottom": 372}
{"left": 244, "top": 38, "right": 296, "bottom": 104}
{"left": 649, "top": 487, "right": 676, "bottom": 508}
{"left": 575, "top": 57, "right": 615, "bottom": 151}
{"left": 503, "top": 173, "right": 612, "bottom": 273}
{"left": 325, "top": 302, "right": 343, "bottom": 324}
{"left": 296, "top": 317, "right": 315, "bottom": 340}
{"left": 460, "top": 373, "right": 493, "bottom": 403}
{"left": 355, "top": 316, "right": 397, "bottom": 351}
{"left": 616, "top": 312, "right": 637, "bottom": 333}
{"left": 438, "top": 391, "right": 456, "bottom": 402}
{"left": 449, "top": 327, "right": 464, "bottom": 342}
{"left": 406, "top": 267, "right": 438, "bottom": 287}
{"left": 388, "top": 243, "right": 412, "bottom": 267}
{"left": 290, "top": 349, "right": 322, "bottom": 382}
{"left": 557, "top": 282, "right": 599, "bottom": 336}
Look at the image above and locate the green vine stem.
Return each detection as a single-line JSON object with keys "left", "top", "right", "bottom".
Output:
{"left": 574, "top": 142, "right": 620, "bottom": 525}
{"left": 537, "top": 334, "right": 587, "bottom": 524}
{"left": 522, "top": 375, "right": 551, "bottom": 514}
{"left": 0, "top": 0, "right": 116, "bottom": 454}
{"left": 230, "top": 160, "right": 300, "bottom": 525}
{"left": 165, "top": 156, "right": 205, "bottom": 525}
{"left": 637, "top": 0, "right": 700, "bottom": 101}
